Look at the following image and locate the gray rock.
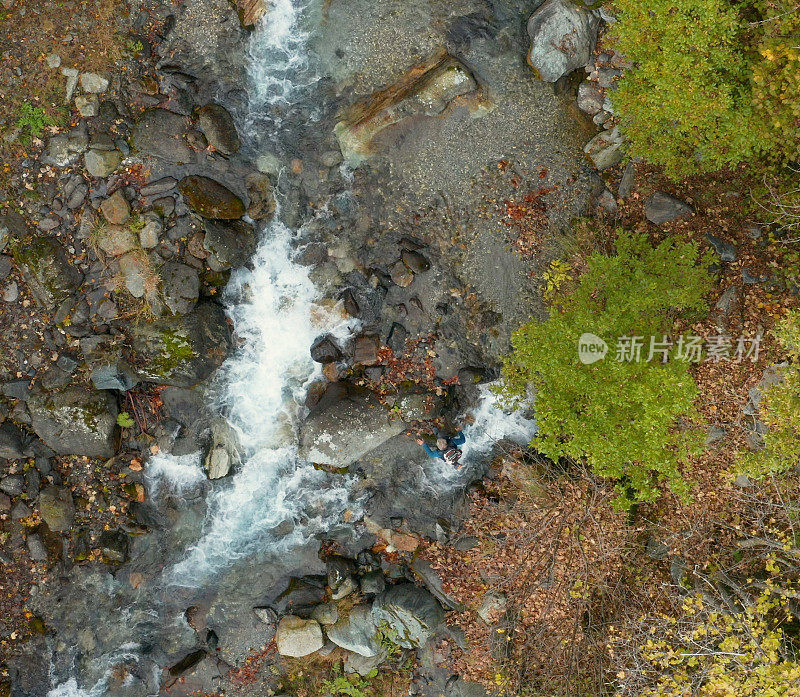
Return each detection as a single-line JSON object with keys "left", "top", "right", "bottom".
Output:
{"left": 90, "top": 360, "right": 139, "bottom": 392}
{"left": 203, "top": 219, "right": 256, "bottom": 270}
{"left": 41, "top": 135, "right": 80, "bottom": 167}
{"left": 311, "top": 603, "right": 339, "bottom": 626}
{"left": 62, "top": 66, "right": 79, "bottom": 103}
{"left": 28, "top": 388, "right": 118, "bottom": 458}
{"left": 46, "top": 54, "right": 62, "bottom": 69}
{"left": 126, "top": 302, "right": 231, "bottom": 387}
{"left": 2, "top": 281, "right": 18, "bottom": 302}
{"left": 644, "top": 192, "right": 694, "bottom": 226}
{"left": 327, "top": 605, "right": 379, "bottom": 657}
{"left": 360, "top": 571, "right": 385, "bottom": 596}
{"left": 254, "top": 607, "right": 278, "bottom": 625}
{"left": 618, "top": 161, "right": 636, "bottom": 199}
{"left": 75, "top": 94, "right": 100, "bottom": 117}
{"left": 85, "top": 149, "right": 122, "bottom": 178}
{"left": 706, "top": 232, "right": 737, "bottom": 263}
{"left": 577, "top": 82, "right": 604, "bottom": 115}
{"left": 95, "top": 224, "right": 138, "bottom": 257}
{"left": 299, "top": 394, "right": 405, "bottom": 468}
{"left": 705, "top": 425, "right": 727, "bottom": 445}
{"left": 204, "top": 419, "right": 241, "bottom": 479}
{"left": 11, "top": 236, "right": 82, "bottom": 308}
{"left": 38, "top": 485, "right": 75, "bottom": 531}
{"left": 161, "top": 262, "right": 200, "bottom": 316}
{"left": 140, "top": 177, "right": 177, "bottom": 197}
{"left": 26, "top": 534, "right": 48, "bottom": 561}
{"left": 0, "top": 474, "right": 25, "bottom": 495}
{"left": 584, "top": 126, "right": 624, "bottom": 170}
{"left": 527, "top": 0, "right": 601, "bottom": 82}
{"left": 275, "top": 616, "right": 324, "bottom": 658}
{"left": 132, "top": 109, "right": 195, "bottom": 164}
{"left": 80, "top": 73, "right": 109, "bottom": 94}
{"left": 345, "top": 651, "right": 385, "bottom": 677}
{"left": 0, "top": 255, "right": 13, "bottom": 281}
{"left": 411, "top": 558, "right": 466, "bottom": 611}
{"left": 196, "top": 103, "right": 240, "bottom": 155}
{"left": 372, "top": 584, "right": 444, "bottom": 648}
{"left": 246, "top": 172, "right": 276, "bottom": 221}
{"left": 645, "top": 537, "right": 669, "bottom": 560}
{"left": 118, "top": 250, "right": 153, "bottom": 298}
{"left": 310, "top": 335, "right": 343, "bottom": 363}
{"left": 100, "top": 190, "right": 130, "bottom": 225}
{"left": 477, "top": 591, "right": 507, "bottom": 624}
{"left": 12, "top": 501, "right": 32, "bottom": 520}
{"left": 139, "top": 219, "right": 162, "bottom": 249}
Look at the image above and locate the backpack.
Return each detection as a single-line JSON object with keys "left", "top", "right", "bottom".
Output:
{"left": 443, "top": 447, "right": 462, "bottom": 466}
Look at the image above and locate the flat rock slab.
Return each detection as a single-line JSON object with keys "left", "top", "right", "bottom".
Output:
{"left": 644, "top": 191, "right": 695, "bottom": 226}
{"left": 299, "top": 394, "right": 405, "bottom": 468}
{"left": 132, "top": 109, "right": 196, "bottom": 164}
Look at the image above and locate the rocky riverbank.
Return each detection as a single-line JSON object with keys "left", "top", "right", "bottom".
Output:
{"left": 0, "top": 0, "right": 635, "bottom": 694}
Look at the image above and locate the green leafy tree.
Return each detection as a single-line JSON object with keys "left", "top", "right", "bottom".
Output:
{"left": 610, "top": 0, "right": 800, "bottom": 178}
{"left": 499, "top": 230, "right": 713, "bottom": 508}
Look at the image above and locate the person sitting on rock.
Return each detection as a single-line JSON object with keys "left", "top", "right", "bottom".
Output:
{"left": 416, "top": 427, "right": 466, "bottom": 468}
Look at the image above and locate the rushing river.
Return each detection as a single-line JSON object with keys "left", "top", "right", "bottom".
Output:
{"left": 46, "top": 2, "right": 535, "bottom": 693}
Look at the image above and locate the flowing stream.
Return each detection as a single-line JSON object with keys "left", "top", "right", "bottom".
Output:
{"left": 46, "top": 2, "right": 535, "bottom": 693}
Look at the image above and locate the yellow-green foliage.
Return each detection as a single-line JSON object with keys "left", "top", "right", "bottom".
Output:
{"left": 742, "top": 310, "right": 800, "bottom": 478}
{"left": 611, "top": 0, "right": 800, "bottom": 178}
{"left": 499, "top": 230, "right": 713, "bottom": 508}
{"left": 617, "top": 591, "right": 800, "bottom": 697}
{"left": 751, "top": 1, "right": 800, "bottom": 166}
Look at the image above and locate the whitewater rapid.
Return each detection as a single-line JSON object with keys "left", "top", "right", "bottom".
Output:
{"left": 46, "top": 0, "right": 536, "bottom": 692}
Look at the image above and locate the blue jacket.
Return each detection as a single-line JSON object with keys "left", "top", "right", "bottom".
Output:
{"left": 422, "top": 431, "right": 465, "bottom": 459}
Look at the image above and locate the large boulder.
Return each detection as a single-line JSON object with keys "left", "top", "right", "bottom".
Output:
{"left": 372, "top": 584, "right": 444, "bottom": 648}
{"left": 38, "top": 486, "right": 75, "bottom": 531}
{"left": 203, "top": 219, "right": 257, "bottom": 270}
{"left": 28, "top": 388, "right": 118, "bottom": 458}
{"left": 179, "top": 176, "right": 245, "bottom": 219}
{"left": 527, "top": 0, "right": 601, "bottom": 82}
{"left": 196, "top": 104, "right": 240, "bottom": 155}
{"left": 132, "top": 109, "right": 196, "bottom": 164}
{"left": 298, "top": 394, "right": 405, "bottom": 468}
{"left": 326, "top": 605, "right": 379, "bottom": 657}
{"left": 126, "top": 302, "right": 231, "bottom": 387}
{"left": 11, "top": 236, "right": 82, "bottom": 308}
{"left": 275, "top": 616, "right": 323, "bottom": 658}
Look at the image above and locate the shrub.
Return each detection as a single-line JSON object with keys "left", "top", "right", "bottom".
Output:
{"left": 610, "top": 0, "right": 800, "bottom": 178}
{"left": 611, "top": 0, "right": 757, "bottom": 178}
{"left": 741, "top": 310, "right": 800, "bottom": 478}
{"left": 499, "top": 230, "right": 713, "bottom": 508}
{"left": 750, "top": 1, "right": 800, "bottom": 166}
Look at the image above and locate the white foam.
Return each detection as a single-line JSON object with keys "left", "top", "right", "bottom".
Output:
{"left": 167, "top": 219, "right": 357, "bottom": 586}
{"left": 425, "top": 383, "right": 537, "bottom": 486}
{"left": 145, "top": 452, "right": 205, "bottom": 497}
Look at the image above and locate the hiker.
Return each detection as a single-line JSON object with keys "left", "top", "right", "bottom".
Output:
{"left": 416, "top": 428, "right": 466, "bottom": 468}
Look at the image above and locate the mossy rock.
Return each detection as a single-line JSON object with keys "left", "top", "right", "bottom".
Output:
{"left": 178, "top": 175, "right": 245, "bottom": 219}
{"left": 10, "top": 235, "right": 82, "bottom": 308}
{"left": 126, "top": 302, "right": 231, "bottom": 386}
{"left": 28, "top": 388, "right": 118, "bottom": 458}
